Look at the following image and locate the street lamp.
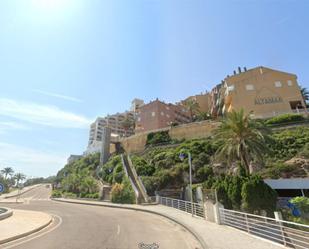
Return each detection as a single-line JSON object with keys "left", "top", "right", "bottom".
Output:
{"left": 179, "top": 152, "right": 194, "bottom": 216}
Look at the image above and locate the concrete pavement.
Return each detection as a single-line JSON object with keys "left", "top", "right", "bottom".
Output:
{"left": 2, "top": 185, "right": 201, "bottom": 249}
{"left": 54, "top": 198, "right": 285, "bottom": 249}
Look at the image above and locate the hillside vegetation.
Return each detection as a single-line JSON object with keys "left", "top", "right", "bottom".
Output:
{"left": 54, "top": 112, "right": 309, "bottom": 211}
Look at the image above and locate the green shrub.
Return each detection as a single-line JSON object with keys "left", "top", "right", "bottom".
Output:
{"left": 111, "top": 178, "right": 135, "bottom": 204}
{"left": 51, "top": 190, "right": 62, "bottom": 198}
{"left": 265, "top": 114, "right": 304, "bottom": 125}
{"left": 290, "top": 197, "right": 309, "bottom": 214}
{"left": 131, "top": 156, "right": 155, "bottom": 176}
{"left": 261, "top": 162, "right": 301, "bottom": 179}
{"left": 241, "top": 176, "right": 277, "bottom": 215}
{"left": 298, "top": 144, "right": 309, "bottom": 158}
{"left": 140, "top": 176, "right": 160, "bottom": 195}
{"left": 196, "top": 165, "right": 213, "bottom": 182}
{"left": 84, "top": 193, "right": 99, "bottom": 199}
{"left": 146, "top": 131, "right": 171, "bottom": 145}
{"left": 62, "top": 192, "right": 77, "bottom": 198}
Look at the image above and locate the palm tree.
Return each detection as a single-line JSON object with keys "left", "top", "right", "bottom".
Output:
{"left": 183, "top": 99, "right": 200, "bottom": 122}
{"left": 1, "top": 167, "right": 14, "bottom": 179}
{"left": 213, "top": 109, "right": 271, "bottom": 175}
{"left": 300, "top": 86, "right": 309, "bottom": 104}
{"left": 14, "top": 173, "right": 26, "bottom": 187}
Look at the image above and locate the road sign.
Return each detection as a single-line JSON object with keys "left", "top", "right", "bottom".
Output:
{"left": 0, "top": 183, "right": 4, "bottom": 193}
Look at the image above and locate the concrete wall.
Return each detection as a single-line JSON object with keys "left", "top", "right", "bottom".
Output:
{"left": 120, "top": 120, "right": 220, "bottom": 153}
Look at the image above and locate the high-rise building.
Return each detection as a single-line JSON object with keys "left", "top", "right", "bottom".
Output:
{"left": 85, "top": 111, "right": 135, "bottom": 155}
{"left": 131, "top": 98, "right": 145, "bottom": 113}
{"left": 135, "top": 99, "right": 191, "bottom": 133}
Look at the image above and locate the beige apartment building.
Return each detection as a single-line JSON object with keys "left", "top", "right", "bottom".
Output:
{"left": 181, "top": 92, "right": 211, "bottom": 114}
{"left": 210, "top": 66, "right": 307, "bottom": 118}
{"left": 135, "top": 99, "right": 191, "bottom": 133}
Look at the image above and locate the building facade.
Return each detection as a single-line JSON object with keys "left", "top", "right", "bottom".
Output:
{"left": 135, "top": 99, "right": 191, "bottom": 133}
{"left": 181, "top": 92, "right": 211, "bottom": 114}
{"left": 86, "top": 111, "right": 135, "bottom": 154}
{"left": 210, "top": 66, "right": 307, "bottom": 119}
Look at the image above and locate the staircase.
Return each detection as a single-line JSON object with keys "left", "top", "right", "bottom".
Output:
{"left": 121, "top": 154, "right": 149, "bottom": 204}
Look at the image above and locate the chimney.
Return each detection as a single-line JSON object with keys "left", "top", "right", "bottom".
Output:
{"left": 238, "top": 67, "right": 242, "bottom": 74}
{"left": 233, "top": 70, "right": 236, "bottom": 75}
{"left": 244, "top": 67, "right": 247, "bottom": 72}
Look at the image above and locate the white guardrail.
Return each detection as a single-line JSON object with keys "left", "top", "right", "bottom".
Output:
{"left": 158, "top": 196, "right": 205, "bottom": 218}
{"left": 219, "top": 208, "right": 309, "bottom": 249}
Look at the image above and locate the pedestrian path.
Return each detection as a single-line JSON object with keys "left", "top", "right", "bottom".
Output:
{"left": 53, "top": 198, "right": 284, "bottom": 249}
{"left": 0, "top": 209, "right": 52, "bottom": 244}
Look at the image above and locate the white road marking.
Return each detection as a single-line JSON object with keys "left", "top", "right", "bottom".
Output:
{"left": 117, "top": 224, "right": 121, "bottom": 235}
{"left": 2, "top": 214, "right": 62, "bottom": 249}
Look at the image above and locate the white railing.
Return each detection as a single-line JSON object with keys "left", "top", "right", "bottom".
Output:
{"left": 219, "top": 208, "right": 309, "bottom": 249}
{"left": 158, "top": 196, "right": 205, "bottom": 218}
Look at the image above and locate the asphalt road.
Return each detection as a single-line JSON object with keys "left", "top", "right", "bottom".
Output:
{"left": 2, "top": 185, "right": 201, "bottom": 249}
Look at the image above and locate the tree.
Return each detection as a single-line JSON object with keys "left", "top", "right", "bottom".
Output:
{"left": 121, "top": 116, "right": 134, "bottom": 137}
{"left": 213, "top": 109, "right": 271, "bottom": 175}
{"left": 1, "top": 167, "right": 14, "bottom": 179}
{"left": 183, "top": 99, "right": 200, "bottom": 122}
{"left": 14, "top": 173, "right": 26, "bottom": 186}
{"left": 300, "top": 86, "right": 309, "bottom": 103}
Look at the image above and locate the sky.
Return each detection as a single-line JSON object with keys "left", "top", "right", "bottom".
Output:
{"left": 0, "top": 0, "right": 308, "bottom": 178}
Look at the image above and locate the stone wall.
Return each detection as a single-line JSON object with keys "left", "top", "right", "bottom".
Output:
{"left": 120, "top": 121, "right": 220, "bottom": 154}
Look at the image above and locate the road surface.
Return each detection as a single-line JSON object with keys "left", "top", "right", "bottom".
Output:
{"left": 2, "top": 185, "right": 201, "bottom": 249}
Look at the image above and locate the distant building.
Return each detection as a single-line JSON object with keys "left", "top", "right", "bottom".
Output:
{"left": 180, "top": 92, "right": 211, "bottom": 114}
{"left": 135, "top": 99, "right": 191, "bottom": 133}
{"left": 210, "top": 66, "right": 307, "bottom": 118}
{"left": 131, "top": 98, "right": 145, "bottom": 113}
{"left": 88, "top": 112, "right": 135, "bottom": 146}
{"left": 67, "top": 155, "right": 82, "bottom": 164}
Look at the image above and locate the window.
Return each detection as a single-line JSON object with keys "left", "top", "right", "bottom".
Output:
{"left": 287, "top": 80, "right": 293, "bottom": 86}
{"left": 275, "top": 81, "right": 282, "bottom": 87}
{"left": 151, "top": 112, "right": 155, "bottom": 117}
{"left": 246, "top": 84, "right": 254, "bottom": 90}
{"left": 227, "top": 85, "right": 235, "bottom": 91}
{"left": 166, "top": 106, "right": 170, "bottom": 110}
{"left": 137, "top": 117, "right": 141, "bottom": 122}
{"left": 161, "top": 112, "right": 164, "bottom": 116}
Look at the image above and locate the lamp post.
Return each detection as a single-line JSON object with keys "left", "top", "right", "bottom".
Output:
{"left": 179, "top": 152, "right": 194, "bottom": 216}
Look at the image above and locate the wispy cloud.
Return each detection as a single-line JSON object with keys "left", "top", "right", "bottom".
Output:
{"left": 32, "top": 89, "right": 83, "bottom": 103}
{"left": 0, "top": 98, "right": 92, "bottom": 128}
{"left": 0, "top": 121, "right": 28, "bottom": 134}
{"left": 0, "top": 142, "right": 67, "bottom": 177}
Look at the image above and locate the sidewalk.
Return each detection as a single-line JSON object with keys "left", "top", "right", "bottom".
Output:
{"left": 0, "top": 209, "right": 52, "bottom": 244}
{"left": 53, "top": 198, "right": 284, "bottom": 249}
{"left": 0, "top": 184, "right": 41, "bottom": 199}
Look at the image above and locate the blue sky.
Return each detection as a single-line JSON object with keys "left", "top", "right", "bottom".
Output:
{"left": 0, "top": 0, "right": 308, "bottom": 177}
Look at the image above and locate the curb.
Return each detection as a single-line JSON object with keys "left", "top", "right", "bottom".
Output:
{"left": 52, "top": 198, "right": 208, "bottom": 249}
{"left": 3, "top": 185, "right": 41, "bottom": 199}
{"left": 0, "top": 208, "right": 13, "bottom": 221}
{"left": 0, "top": 213, "right": 53, "bottom": 245}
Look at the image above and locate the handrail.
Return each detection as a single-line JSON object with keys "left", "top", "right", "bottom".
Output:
{"left": 219, "top": 208, "right": 309, "bottom": 248}
{"left": 127, "top": 154, "right": 149, "bottom": 202}
{"left": 120, "top": 154, "right": 139, "bottom": 199}
{"left": 158, "top": 196, "right": 205, "bottom": 218}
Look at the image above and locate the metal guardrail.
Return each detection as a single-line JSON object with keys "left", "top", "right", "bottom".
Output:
{"left": 219, "top": 208, "right": 309, "bottom": 249}
{"left": 158, "top": 196, "right": 205, "bottom": 218}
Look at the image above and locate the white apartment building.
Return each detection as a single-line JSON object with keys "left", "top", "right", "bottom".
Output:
{"left": 85, "top": 111, "right": 135, "bottom": 155}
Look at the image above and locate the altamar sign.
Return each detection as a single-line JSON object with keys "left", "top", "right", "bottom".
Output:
{"left": 254, "top": 96, "right": 283, "bottom": 105}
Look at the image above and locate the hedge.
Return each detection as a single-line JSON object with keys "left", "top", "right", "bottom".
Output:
{"left": 265, "top": 114, "right": 304, "bottom": 125}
